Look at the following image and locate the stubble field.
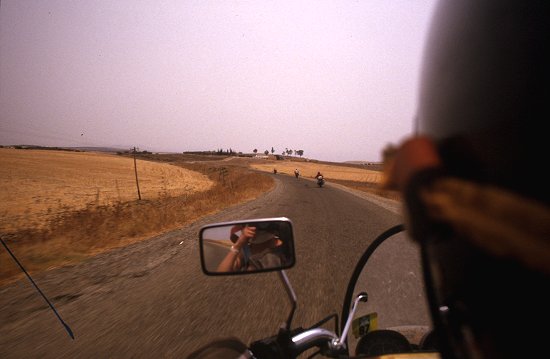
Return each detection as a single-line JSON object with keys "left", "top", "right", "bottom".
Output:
{"left": 0, "top": 149, "right": 273, "bottom": 284}
{"left": 0, "top": 148, "right": 213, "bottom": 233}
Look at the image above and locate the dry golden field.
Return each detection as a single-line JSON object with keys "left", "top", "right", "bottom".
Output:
{"left": 0, "top": 149, "right": 274, "bottom": 285}
{"left": 0, "top": 148, "right": 213, "bottom": 233}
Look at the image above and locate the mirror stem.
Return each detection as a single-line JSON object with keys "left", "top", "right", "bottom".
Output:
{"left": 278, "top": 270, "right": 297, "bottom": 330}
{"left": 334, "top": 292, "right": 368, "bottom": 349}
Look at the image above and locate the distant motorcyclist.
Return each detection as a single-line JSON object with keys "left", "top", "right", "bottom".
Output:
{"left": 315, "top": 171, "right": 325, "bottom": 187}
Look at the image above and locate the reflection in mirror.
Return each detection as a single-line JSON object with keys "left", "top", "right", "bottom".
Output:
{"left": 199, "top": 218, "right": 295, "bottom": 275}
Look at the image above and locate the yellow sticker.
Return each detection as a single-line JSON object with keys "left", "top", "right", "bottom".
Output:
{"left": 352, "top": 312, "right": 378, "bottom": 338}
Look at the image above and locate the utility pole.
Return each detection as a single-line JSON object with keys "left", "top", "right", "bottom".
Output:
{"left": 219, "top": 167, "right": 228, "bottom": 186}
{"left": 133, "top": 147, "right": 142, "bottom": 200}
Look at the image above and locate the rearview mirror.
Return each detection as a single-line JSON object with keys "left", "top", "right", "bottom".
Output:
{"left": 199, "top": 218, "right": 295, "bottom": 275}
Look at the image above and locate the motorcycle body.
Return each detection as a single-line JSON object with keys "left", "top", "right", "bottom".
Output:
{"left": 317, "top": 175, "right": 325, "bottom": 187}
{"left": 194, "top": 218, "right": 439, "bottom": 359}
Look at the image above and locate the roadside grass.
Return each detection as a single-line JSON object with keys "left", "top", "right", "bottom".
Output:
{"left": 328, "top": 179, "right": 400, "bottom": 201}
{"left": 0, "top": 163, "right": 273, "bottom": 285}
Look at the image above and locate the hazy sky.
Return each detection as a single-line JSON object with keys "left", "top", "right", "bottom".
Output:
{"left": 1, "top": 0, "right": 437, "bottom": 162}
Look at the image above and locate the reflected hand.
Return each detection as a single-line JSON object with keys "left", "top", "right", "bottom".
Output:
{"left": 235, "top": 226, "right": 256, "bottom": 248}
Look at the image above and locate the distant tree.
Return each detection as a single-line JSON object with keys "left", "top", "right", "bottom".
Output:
{"left": 286, "top": 149, "right": 293, "bottom": 156}
{"left": 296, "top": 150, "right": 304, "bottom": 157}
{"left": 271, "top": 147, "right": 274, "bottom": 154}
{"left": 264, "top": 149, "right": 269, "bottom": 155}
{"left": 253, "top": 149, "right": 258, "bottom": 154}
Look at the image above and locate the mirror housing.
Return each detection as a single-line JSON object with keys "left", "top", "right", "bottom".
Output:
{"left": 199, "top": 217, "right": 295, "bottom": 275}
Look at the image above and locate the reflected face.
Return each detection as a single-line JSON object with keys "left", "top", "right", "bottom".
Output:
{"left": 249, "top": 230, "right": 279, "bottom": 245}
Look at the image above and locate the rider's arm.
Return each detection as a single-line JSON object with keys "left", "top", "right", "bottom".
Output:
{"left": 216, "top": 245, "right": 243, "bottom": 272}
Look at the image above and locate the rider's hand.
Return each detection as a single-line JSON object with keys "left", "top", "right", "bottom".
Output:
{"left": 383, "top": 136, "right": 442, "bottom": 192}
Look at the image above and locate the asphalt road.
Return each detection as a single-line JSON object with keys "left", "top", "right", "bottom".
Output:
{"left": 0, "top": 174, "right": 431, "bottom": 358}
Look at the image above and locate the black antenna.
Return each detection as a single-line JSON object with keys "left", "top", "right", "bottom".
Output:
{"left": 1, "top": 236, "right": 75, "bottom": 339}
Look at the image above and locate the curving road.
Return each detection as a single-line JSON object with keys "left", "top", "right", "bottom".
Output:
{"left": 0, "top": 174, "right": 431, "bottom": 358}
